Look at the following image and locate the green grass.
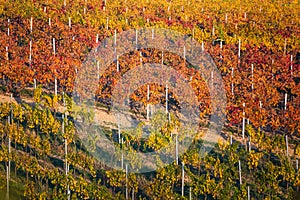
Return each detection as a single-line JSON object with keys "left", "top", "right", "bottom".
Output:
{"left": 0, "top": 175, "right": 24, "bottom": 200}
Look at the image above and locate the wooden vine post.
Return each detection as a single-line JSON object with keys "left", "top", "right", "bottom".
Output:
{"left": 247, "top": 186, "right": 250, "bottom": 200}
{"left": 29, "top": 17, "right": 36, "bottom": 89}
{"left": 176, "top": 134, "right": 179, "bottom": 165}
{"left": 251, "top": 64, "right": 254, "bottom": 91}
{"left": 147, "top": 85, "right": 150, "bottom": 121}
{"left": 118, "top": 113, "right": 121, "bottom": 144}
{"left": 52, "top": 38, "right": 57, "bottom": 95}
{"left": 238, "top": 160, "right": 242, "bottom": 185}
{"left": 285, "top": 135, "right": 289, "bottom": 157}
{"left": 125, "top": 164, "right": 128, "bottom": 200}
{"left": 165, "top": 83, "right": 168, "bottom": 114}
{"left": 182, "top": 162, "right": 185, "bottom": 197}
{"left": 284, "top": 93, "right": 288, "bottom": 110}
{"left": 63, "top": 94, "right": 70, "bottom": 200}
{"left": 6, "top": 95, "right": 13, "bottom": 199}
{"left": 238, "top": 39, "right": 241, "bottom": 59}
{"left": 121, "top": 137, "right": 124, "bottom": 169}
{"left": 290, "top": 54, "right": 293, "bottom": 75}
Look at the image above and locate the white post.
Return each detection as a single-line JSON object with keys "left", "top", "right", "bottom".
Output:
{"left": 30, "top": 17, "right": 33, "bottom": 33}
{"left": 132, "top": 190, "right": 134, "bottom": 200}
{"left": 176, "top": 134, "right": 178, "bottom": 165}
{"left": 189, "top": 187, "right": 192, "bottom": 200}
{"left": 118, "top": 114, "right": 121, "bottom": 144}
{"left": 247, "top": 186, "right": 250, "bottom": 200}
{"left": 244, "top": 12, "right": 247, "bottom": 19}
{"left": 290, "top": 54, "right": 293, "bottom": 75}
{"left": 116, "top": 55, "right": 119, "bottom": 72}
{"left": 29, "top": 40, "right": 32, "bottom": 63}
{"left": 150, "top": 104, "right": 154, "bottom": 118}
{"left": 49, "top": 18, "right": 51, "bottom": 26}
{"left": 97, "top": 61, "right": 100, "bottom": 80}
{"left": 238, "top": 39, "right": 241, "bottom": 59}
{"left": 6, "top": 164, "right": 9, "bottom": 199}
{"left": 63, "top": 114, "right": 70, "bottom": 200}
{"left": 225, "top": 14, "right": 228, "bottom": 23}
{"left": 147, "top": 85, "right": 150, "bottom": 120}
{"left": 7, "top": 19, "right": 10, "bottom": 37}
{"left": 68, "top": 17, "right": 71, "bottom": 29}
{"left": 251, "top": 64, "right": 254, "bottom": 91}
{"left": 7, "top": 115, "right": 11, "bottom": 199}
{"left": 238, "top": 160, "right": 242, "bottom": 185}
{"left": 272, "top": 58, "right": 274, "bottom": 80}
{"left": 161, "top": 51, "right": 164, "bottom": 65}
{"left": 284, "top": 93, "right": 287, "bottom": 110}
{"left": 135, "top": 29, "right": 138, "bottom": 50}
{"left": 201, "top": 42, "right": 204, "bottom": 51}
{"left": 64, "top": 0, "right": 66, "bottom": 6}
{"left": 121, "top": 137, "right": 124, "bottom": 169}
{"left": 54, "top": 78, "right": 57, "bottom": 95}
{"left": 106, "top": 17, "right": 109, "bottom": 30}
{"left": 183, "top": 46, "right": 186, "bottom": 59}
{"left": 286, "top": 135, "right": 288, "bottom": 156}
{"left": 182, "top": 162, "right": 185, "bottom": 197}
{"left": 8, "top": 97, "right": 12, "bottom": 191}
{"left": 165, "top": 84, "right": 168, "bottom": 114}
{"left": 230, "top": 135, "right": 233, "bottom": 145}
{"left": 242, "top": 103, "right": 245, "bottom": 139}
{"left": 6, "top": 46, "right": 9, "bottom": 60}
{"left": 34, "top": 79, "right": 36, "bottom": 89}
{"left": 96, "top": 34, "right": 99, "bottom": 43}
{"left": 192, "top": 28, "right": 194, "bottom": 40}
{"left": 53, "top": 38, "right": 56, "bottom": 55}
{"left": 126, "top": 164, "right": 128, "bottom": 200}
{"left": 259, "top": 101, "right": 262, "bottom": 109}
{"left": 152, "top": 29, "right": 154, "bottom": 39}
{"left": 212, "top": 26, "right": 215, "bottom": 36}
{"left": 248, "top": 137, "right": 251, "bottom": 152}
